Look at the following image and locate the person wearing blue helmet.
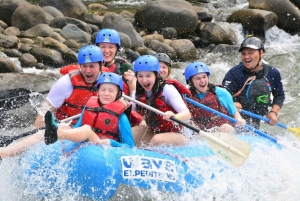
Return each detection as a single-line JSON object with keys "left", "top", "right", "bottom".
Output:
{"left": 0, "top": 48, "right": 131, "bottom": 159}
{"left": 129, "top": 55, "right": 191, "bottom": 147}
{"left": 43, "top": 72, "right": 134, "bottom": 147}
{"left": 95, "top": 28, "right": 135, "bottom": 96}
{"left": 222, "top": 36, "right": 285, "bottom": 129}
{"left": 185, "top": 62, "right": 245, "bottom": 133}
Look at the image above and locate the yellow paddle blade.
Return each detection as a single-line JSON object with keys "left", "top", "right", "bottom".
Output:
{"left": 200, "top": 131, "right": 251, "bottom": 167}
{"left": 287, "top": 127, "right": 300, "bottom": 140}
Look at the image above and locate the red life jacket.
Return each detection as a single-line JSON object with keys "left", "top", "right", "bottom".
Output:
{"left": 82, "top": 96, "right": 126, "bottom": 141}
{"left": 60, "top": 64, "right": 80, "bottom": 75}
{"left": 55, "top": 70, "right": 98, "bottom": 122}
{"left": 187, "top": 92, "right": 231, "bottom": 130}
{"left": 136, "top": 79, "right": 191, "bottom": 134}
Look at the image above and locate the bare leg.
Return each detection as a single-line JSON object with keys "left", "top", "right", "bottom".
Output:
{"left": 131, "top": 125, "right": 154, "bottom": 147}
{"left": 57, "top": 125, "right": 99, "bottom": 143}
{"left": 0, "top": 131, "right": 44, "bottom": 158}
{"left": 150, "top": 132, "right": 188, "bottom": 146}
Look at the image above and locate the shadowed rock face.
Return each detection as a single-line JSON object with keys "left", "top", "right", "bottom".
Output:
{"left": 134, "top": 0, "right": 198, "bottom": 35}
{"left": 0, "top": 0, "right": 29, "bottom": 26}
{"left": 39, "top": 0, "right": 88, "bottom": 19}
{"left": 249, "top": 0, "right": 300, "bottom": 33}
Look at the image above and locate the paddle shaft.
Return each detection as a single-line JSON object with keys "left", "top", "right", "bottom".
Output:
{"left": 240, "top": 109, "right": 287, "bottom": 129}
{"left": 0, "top": 113, "right": 80, "bottom": 147}
{"left": 123, "top": 95, "right": 249, "bottom": 158}
{"left": 184, "top": 97, "right": 278, "bottom": 143}
{"left": 0, "top": 89, "right": 49, "bottom": 102}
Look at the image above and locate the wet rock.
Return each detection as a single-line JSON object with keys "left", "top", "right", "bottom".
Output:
{"left": 3, "top": 49, "right": 22, "bottom": 57}
{"left": 39, "top": 0, "right": 88, "bottom": 19}
{"left": 87, "top": 3, "right": 107, "bottom": 16}
{"left": 60, "top": 24, "right": 91, "bottom": 43}
{"left": 0, "top": 58, "right": 20, "bottom": 73}
{"left": 63, "top": 39, "right": 80, "bottom": 50}
{"left": 0, "top": 0, "right": 29, "bottom": 26}
{"left": 227, "top": 9, "right": 278, "bottom": 32}
{"left": 135, "top": 0, "right": 198, "bottom": 35}
{"left": 249, "top": 0, "right": 300, "bottom": 33}
{"left": 119, "top": 32, "right": 132, "bottom": 49}
{"left": 3, "top": 26, "right": 20, "bottom": 37}
{"left": 0, "top": 34, "right": 19, "bottom": 48}
{"left": 29, "top": 47, "right": 65, "bottom": 68}
{"left": 0, "top": 20, "right": 8, "bottom": 29}
{"left": 161, "top": 27, "right": 177, "bottom": 39}
{"left": 84, "top": 14, "right": 103, "bottom": 29}
{"left": 19, "top": 53, "right": 38, "bottom": 68}
{"left": 21, "top": 24, "right": 54, "bottom": 38}
{"left": 11, "top": 4, "right": 47, "bottom": 31}
{"left": 143, "top": 33, "right": 164, "bottom": 47}
{"left": 170, "top": 39, "right": 196, "bottom": 61}
{"left": 49, "top": 32, "right": 66, "bottom": 43}
{"left": 43, "top": 37, "right": 77, "bottom": 64}
{"left": 42, "top": 6, "right": 64, "bottom": 18}
{"left": 120, "top": 10, "right": 134, "bottom": 19}
{"left": 197, "top": 22, "right": 237, "bottom": 46}
{"left": 149, "top": 40, "right": 177, "bottom": 60}
{"left": 49, "top": 16, "right": 92, "bottom": 34}
{"left": 102, "top": 13, "right": 144, "bottom": 49}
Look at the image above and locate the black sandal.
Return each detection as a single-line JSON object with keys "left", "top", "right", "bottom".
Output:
{"left": 44, "top": 111, "right": 58, "bottom": 145}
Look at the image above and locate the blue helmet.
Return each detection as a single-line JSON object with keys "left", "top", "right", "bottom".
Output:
{"left": 133, "top": 55, "right": 160, "bottom": 73}
{"left": 95, "top": 28, "right": 121, "bottom": 49}
{"left": 97, "top": 72, "right": 123, "bottom": 91}
{"left": 184, "top": 62, "right": 210, "bottom": 84}
{"left": 78, "top": 45, "right": 104, "bottom": 64}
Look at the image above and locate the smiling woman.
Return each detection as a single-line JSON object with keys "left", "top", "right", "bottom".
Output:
{"left": 129, "top": 55, "right": 192, "bottom": 147}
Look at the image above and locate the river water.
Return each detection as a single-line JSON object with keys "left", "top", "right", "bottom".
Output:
{"left": 1, "top": 0, "right": 300, "bottom": 200}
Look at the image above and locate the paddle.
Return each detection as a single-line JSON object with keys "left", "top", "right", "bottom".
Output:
{"left": 184, "top": 97, "right": 300, "bottom": 151}
{"left": 240, "top": 109, "right": 300, "bottom": 140}
{"left": 0, "top": 88, "right": 49, "bottom": 112}
{"left": 123, "top": 95, "right": 251, "bottom": 167}
{"left": 0, "top": 113, "right": 80, "bottom": 147}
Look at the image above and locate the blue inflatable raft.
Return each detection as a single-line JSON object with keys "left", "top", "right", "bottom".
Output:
{"left": 18, "top": 135, "right": 278, "bottom": 200}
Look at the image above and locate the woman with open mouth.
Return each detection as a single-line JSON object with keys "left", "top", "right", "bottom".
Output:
{"left": 129, "top": 55, "right": 191, "bottom": 147}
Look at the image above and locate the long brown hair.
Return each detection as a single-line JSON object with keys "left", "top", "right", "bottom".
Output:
{"left": 136, "top": 71, "right": 163, "bottom": 106}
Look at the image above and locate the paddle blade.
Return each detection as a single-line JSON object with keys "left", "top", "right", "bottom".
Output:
{"left": 288, "top": 127, "right": 300, "bottom": 140}
{"left": 201, "top": 131, "right": 251, "bottom": 167}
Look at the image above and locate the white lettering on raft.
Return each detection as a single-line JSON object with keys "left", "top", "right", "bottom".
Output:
{"left": 121, "top": 156, "right": 178, "bottom": 182}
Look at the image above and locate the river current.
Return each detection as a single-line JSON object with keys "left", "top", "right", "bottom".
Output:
{"left": 1, "top": 0, "right": 300, "bottom": 200}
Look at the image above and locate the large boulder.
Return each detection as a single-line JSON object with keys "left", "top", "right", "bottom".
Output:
{"left": 43, "top": 37, "right": 77, "bottom": 64}
{"left": 29, "top": 47, "right": 65, "bottom": 68}
{"left": 0, "top": 57, "right": 20, "bottom": 73}
{"left": 39, "top": 0, "right": 88, "bottom": 19}
{"left": 197, "top": 22, "right": 237, "bottom": 46}
{"left": 249, "top": 0, "right": 300, "bottom": 33}
{"left": 0, "top": 33, "right": 19, "bottom": 48}
{"left": 21, "top": 24, "right": 54, "bottom": 38}
{"left": 135, "top": 0, "right": 198, "bottom": 35}
{"left": 170, "top": 39, "right": 196, "bottom": 61}
{"left": 0, "top": 0, "right": 29, "bottom": 26}
{"left": 60, "top": 24, "right": 91, "bottom": 43}
{"left": 49, "top": 16, "right": 92, "bottom": 34}
{"left": 11, "top": 4, "right": 47, "bottom": 31}
{"left": 42, "top": 6, "right": 64, "bottom": 18}
{"left": 227, "top": 9, "right": 277, "bottom": 32}
{"left": 102, "top": 13, "right": 144, "bottom": 49}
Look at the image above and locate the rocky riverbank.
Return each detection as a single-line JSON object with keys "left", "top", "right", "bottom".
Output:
{"left": 0, "top": 0, "right": 299, "bottom": 73}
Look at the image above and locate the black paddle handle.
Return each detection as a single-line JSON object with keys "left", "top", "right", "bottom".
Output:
{"left": 0, "top": 126, "right": 45, "bottom": 147}
{"left": 170, "top": 116, "right": 200, "bottom": 133}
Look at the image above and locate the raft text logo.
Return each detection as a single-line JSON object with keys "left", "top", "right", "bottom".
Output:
{"left": 121, "top": 156, "right": 178, "bottom": 182}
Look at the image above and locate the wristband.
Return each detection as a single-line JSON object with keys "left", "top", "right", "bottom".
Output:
{"left": 269, "top": 111, "right": 277, "bottom": 116}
